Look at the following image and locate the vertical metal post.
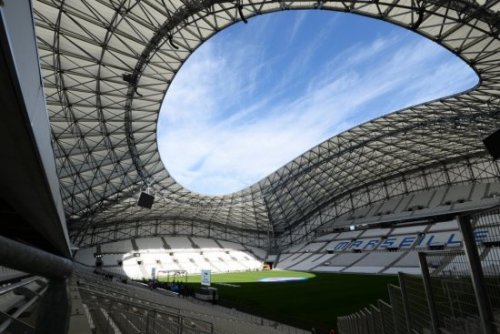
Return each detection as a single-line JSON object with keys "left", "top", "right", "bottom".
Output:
{"left": 374, "top": 304, "right": 386, "bottom": 334}
{"left": 355, "top": 312, "right": 362, "bottom": 334}
{"left": 397, "top": 272, "right": 412, "bottom": 334}
{"left": 359, "top": 310, "right": 367, "bottom": 334}
{"left": 458, "top": 215, "right": 496, "bottom": 334}
{"left": 388, "top": 286, "right": 402, "bottom": 334}
{"left": 418, "top": 252, "right": 440, "bottom": 334}
{"left": 366, "top": 307, "right": 374, "bottom": 334}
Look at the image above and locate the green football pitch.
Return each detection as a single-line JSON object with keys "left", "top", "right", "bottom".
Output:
{"left": 171, "top": 270, "right": 398, "bottom": 333}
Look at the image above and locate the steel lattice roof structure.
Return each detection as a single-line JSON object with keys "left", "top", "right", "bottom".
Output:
{"left": 33, "top": 0, "right": 500, "bottom": 248}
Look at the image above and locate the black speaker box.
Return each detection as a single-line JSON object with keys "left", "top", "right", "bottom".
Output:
{"left": 137, "top": 191, "right": 154, "bottom": 209}
{"left": 483, "top": 129, "right": 500, "bottom": 160}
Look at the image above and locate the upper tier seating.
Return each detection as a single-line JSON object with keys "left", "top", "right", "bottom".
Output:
{"left": 135, "top": 237, "right": 164, "bottom": 249}
{"left": 321, "top": 182, "right": 500, "bottom": 229}
{"left": 101, "top": 240, "right": 133, "bottom": 253}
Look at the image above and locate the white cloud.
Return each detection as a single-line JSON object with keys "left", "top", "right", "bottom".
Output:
{"left": 288, "top": 11, "right": 308, "bottom": 44}
{"left": 157, "top": 13, "right": 478, "bottom": 196}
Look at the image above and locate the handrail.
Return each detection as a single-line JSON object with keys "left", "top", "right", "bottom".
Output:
{"left": 0, "top": 236, "right": 72, "bottom": 279}
{"left": 0, "top": 285, "right": 48, "bottom": 333}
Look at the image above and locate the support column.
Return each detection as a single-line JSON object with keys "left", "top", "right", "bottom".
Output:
{"left": 418, "top": 252, "right": 440, "bottom": 334}
{"left": 458, "top": 215, "right": 496, "bottom": 334}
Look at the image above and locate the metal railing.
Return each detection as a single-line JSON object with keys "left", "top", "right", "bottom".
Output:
{"left": 0, "top": 276, "right": 48, "bottom": 333}
{"left": 77, "top": 268, "right": 311, "bottom": 334}
{"left": 0, "top": 235, "right": 74, "bottom": 333}
{"left": 80, "top": 287, "right": 214, "bottom": 334}
{"left": 185, "top": 291, "right": 311, "bottom": 334}
{"left": 77, "top": 270, "right": 217, "bottom": 334}
{"left": 337, "top": 206, "right": 500, "bottom": 334}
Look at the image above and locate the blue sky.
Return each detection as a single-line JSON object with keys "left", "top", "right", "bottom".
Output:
{"left": 157, "top": 10, "right": 478, "bottom": 196}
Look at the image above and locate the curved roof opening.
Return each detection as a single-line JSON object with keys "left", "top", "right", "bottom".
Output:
{"left": 157, "top": 10, "right": 477, "bottom": 196}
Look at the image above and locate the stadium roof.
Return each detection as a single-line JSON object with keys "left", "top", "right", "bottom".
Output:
{"left": 34, "top": 0, "right": 500, "bottom": 244}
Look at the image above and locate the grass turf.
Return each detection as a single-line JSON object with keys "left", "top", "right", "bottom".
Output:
{"left": 166, "top": 270, "right": 398, "bottom": 333}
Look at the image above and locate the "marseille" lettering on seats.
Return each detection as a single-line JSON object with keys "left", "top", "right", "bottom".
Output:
{"left": 330, "top": 229, "right": 489, "bottom": 251}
